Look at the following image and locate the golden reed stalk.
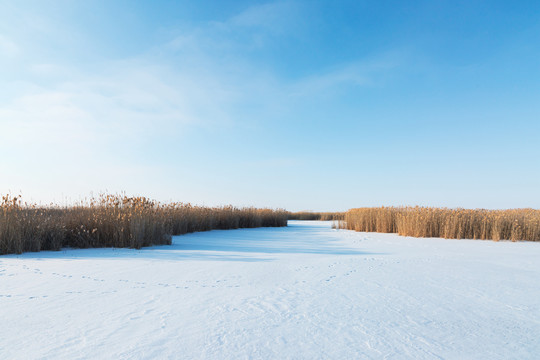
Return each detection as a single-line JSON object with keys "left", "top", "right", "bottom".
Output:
{"left": 288, "top": 212, "right": 345, "bottom": 221}
{"left": 0, "top": 194, "right": 288, "bottom": 255}
{"left": 342, "top": 207, "right": 540, "bottom": 241}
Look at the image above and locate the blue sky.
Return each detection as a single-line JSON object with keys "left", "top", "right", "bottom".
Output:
{"left": 1, "top": 1, "right": 539, "bottom": 210}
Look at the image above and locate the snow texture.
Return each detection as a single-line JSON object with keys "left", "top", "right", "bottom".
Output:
{"left": 1, "top": 220, "right": 539, "bottom": 359}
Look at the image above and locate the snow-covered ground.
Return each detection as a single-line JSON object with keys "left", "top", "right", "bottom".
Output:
{"left": 1, "top": 220, "right": 539, "bottom": 359}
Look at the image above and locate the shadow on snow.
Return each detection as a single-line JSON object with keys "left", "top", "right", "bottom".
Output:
{"left": 2, "top": 221, "right": 378, "bottom": 262}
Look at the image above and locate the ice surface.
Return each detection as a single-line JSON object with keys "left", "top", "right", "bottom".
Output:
{"left": 1, "top": 221, "right": 539, "bottom": 359}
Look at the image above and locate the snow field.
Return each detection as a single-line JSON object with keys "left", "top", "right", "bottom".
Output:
{"left": 1, "top": 221, "right": 539, "bottom": 359}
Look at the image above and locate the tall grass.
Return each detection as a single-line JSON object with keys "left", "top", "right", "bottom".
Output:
{"left": 0, "top": 194, "right": 288, "bottom": 255}
{"left": 342, "top": 207, "right": 540, "bottom": 241}
{"left": 288, "top": 212, "right": 345, "bottom": 221}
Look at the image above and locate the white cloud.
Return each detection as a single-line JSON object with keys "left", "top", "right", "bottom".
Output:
{"left": 0, "top": 61, "right": 244, "bottom": 203}
{"left": 288, "top": 53, "right": 402, "bottom": 97}
{"left": 0, "top": 3, "right": 402, "bottom": 161}
{"left": 0, "top": 1, "right": 404, "bottom": 203}
{"left": 230, "top": 2, "right": 301, "bottom": 33}
{"left": 0, "top": 59, "right": 239, "bottom": 144}
{"left": 168, "top": 1, "right": 304, "bottom": 54}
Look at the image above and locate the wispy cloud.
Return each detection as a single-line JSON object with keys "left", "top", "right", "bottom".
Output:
{"left": 1, "top": 2, "right": 403, "bottom": 153}
{"left": 0, "top": 1, "right": 404, "bottom": 203}
{"left": 230, "top": 1, "right": 302, "bottom": 34}
{"left": 1, "top": 1, "right": 404, "bottom": 135}
{"left": 168, "top": 1, "right": 304, "bottom": 54}
{"left": 288, "top": 52, "right": 403, "bottom": 97}
{"left": 0, "top": 60, "right": 241, "bottom": 155}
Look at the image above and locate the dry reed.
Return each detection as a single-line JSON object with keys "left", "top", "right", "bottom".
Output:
{"left": 342, "top": 207, "right": 540, "bottom": 241}
{"left": 288, "top": 212, "right": 345, "bottom": 221}
{"left": 0, "top": 194, "right": 288, "bottom": 255}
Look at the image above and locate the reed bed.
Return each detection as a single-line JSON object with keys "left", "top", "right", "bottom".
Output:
{"left": 342, "top": 207, "right": 540, "bottom": 241}
{"left": 288, "top": 212, "right": 345, "bottom": 221}
{"left": 0, "top": 194, "right": 288, "bottom": 255}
